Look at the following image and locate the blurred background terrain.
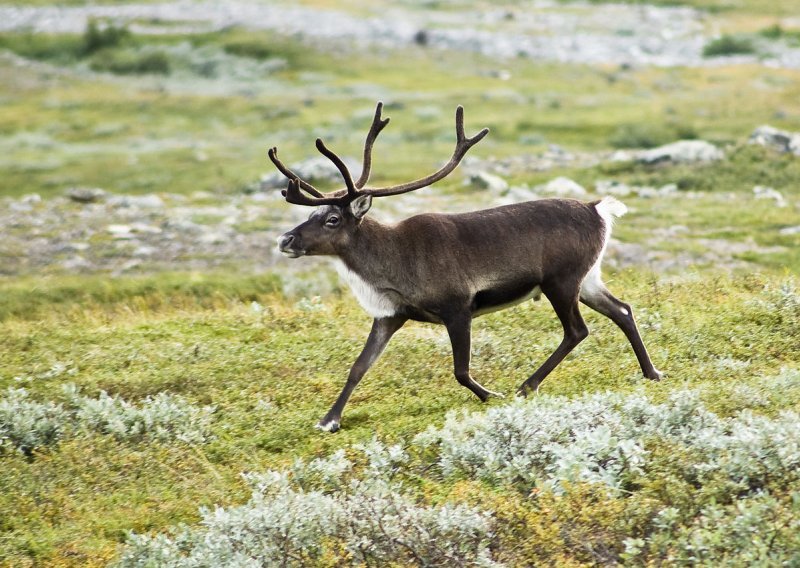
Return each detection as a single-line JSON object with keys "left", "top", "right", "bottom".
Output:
{"left": 1, "top": 1, "right": 800, "bottom": 566}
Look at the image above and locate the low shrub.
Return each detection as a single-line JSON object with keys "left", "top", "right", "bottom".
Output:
{"left": 702, "top": 34, "right": 757, "bottom": 57}
{"left": 117, "top": 446, "right": 498, "bottom": 567}
{"left": 0, "top": 386, "right": 214, "bottom": 455}
{"left": 118, "top": 383, "right": 800, "bottom": 566}
{"left": 417, "top": 389, "right": 800, "bottom": 497}
{"left": 609, "top": 122, "right": 698, "bottom": 149}
{"left": 0, "top": 388, "right": 69, "bottom": 456}
{"left": 83, "top": 18, "right": 131, "bottom": 55}
{"left": 89, "top": 49, "right": 170, "bottom": 75}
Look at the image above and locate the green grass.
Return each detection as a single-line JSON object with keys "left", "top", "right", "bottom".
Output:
{"left": 1, "top": 270, "right": 798, "bottom": 565}
{"left": 2, "top": 20, "right": 800, "bottom": 199}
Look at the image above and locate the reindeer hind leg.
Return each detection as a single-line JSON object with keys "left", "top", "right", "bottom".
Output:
{"left": 579, "top": 271, "right": 662, "bottom": 381}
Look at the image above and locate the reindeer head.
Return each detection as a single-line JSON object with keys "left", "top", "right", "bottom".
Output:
{"left": 274, "top": 102, "right": 488, "bottom": 258}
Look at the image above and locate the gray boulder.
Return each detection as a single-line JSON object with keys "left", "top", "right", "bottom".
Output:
{"left": 534, "top": 176, "right": 587, "bottom": 197}
{"left": 67, "top": 187, "right": 107, "bottom": 204}
{"left": 748, "top": 125, "right": 800, "bottom": 156}
{"left": 637, "top": 140, "right": 724, "bottom": 165}
{"left": 753, "top": 185, "right": 786, "bottom": 207}
{"left": 464, "top": 171, "right": 509, "bottom": 193}
{"left": 107, "top": 194, "right": 165, "bottom": 208}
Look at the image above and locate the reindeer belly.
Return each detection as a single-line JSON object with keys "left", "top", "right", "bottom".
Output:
{"left": 471, "top": 281, "right": 542, "bottom": 317}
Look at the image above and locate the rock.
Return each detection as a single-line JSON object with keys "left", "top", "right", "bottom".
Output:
{"left": 465, "top": 171, "right": 509, "bottom": 193}
{"left": 129, "top": 222, "right": 162, "bottom": 234}
{"left": 609, "top": 150, "right": 636, "bottom": 162}
{"left": 753, "top": 185, "right": 786, "bottom": 207}
{"left": 199, "top": 231, "right": 230, "bottom": 244}
{"left": 133, "top": 245, "right": 157, "bottom": 257}
{"left": 779, "top": 225, "right": 800, "bottom": 236}
{"left": 534, "top": 176, "right": 587, "bottom": 197}
{"left": 61, "top": 256, "right": 92, "bottom": 271}
{"left": 107, "top": 224, "right": 135, "bottom": 239}
{"left": 748, "top": 125, "right": 800, "bottom": 155}
{"left": 259, "top": 156, "right": 361, "bottom": 191}
{"left": 595, "top": 180, "right": 632, "bottom": 197}
{"left": 637, "top": 140, "right": 724, "bottom": 165}
{"left": 636, "top": 184, "right": 677, "bottom": 198}
{"left": 67, "top": 187, "right": 107, "bottom": 203}
{"left": 659, "top": 183, "right": 679, "bottom": 195}
{"left": 107, "top": 194, "right": 165, "bottom": 208}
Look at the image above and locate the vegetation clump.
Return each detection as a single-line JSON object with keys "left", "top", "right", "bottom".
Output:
{"left": 118, "top": 444, "right": 498, "bottom": 567}
{"left": 117, "top": 382, "right": 800, "bottom": 566}
{"left": 702, "top": 34, "right": 757, "bottom": 57}
{"left": 0, "top": 386, "right": 215, "bottom": 455}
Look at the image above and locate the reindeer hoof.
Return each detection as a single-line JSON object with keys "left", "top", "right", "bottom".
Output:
{"left": 649, "top": 368, "right": 665, "bottom": 382}
{"left": 515, "top": 388, "right": 528, "bottom": 398}
{"left": 315, "top": 419, "right": 340, "bottom": 433}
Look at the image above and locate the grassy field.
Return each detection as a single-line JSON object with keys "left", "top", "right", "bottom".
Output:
{"left": 2, "top": 1, "right": 800, "bottom": 566}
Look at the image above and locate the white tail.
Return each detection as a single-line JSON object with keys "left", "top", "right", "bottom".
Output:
{"left": 595, "top": 196, "right": 628, "bottom": 225}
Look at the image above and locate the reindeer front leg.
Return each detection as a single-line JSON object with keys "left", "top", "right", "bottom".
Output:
{"left": 317, "top": 316, "right": 407, "bottom": 432}
{"left": 443, "top": 310, "right": 504, "bottom": 401}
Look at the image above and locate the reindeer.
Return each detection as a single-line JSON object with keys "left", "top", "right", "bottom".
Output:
{"left": 272, "top": 102, "right": 662, "bottom": 432}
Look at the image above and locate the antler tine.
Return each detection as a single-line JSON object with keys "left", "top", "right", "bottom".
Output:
{"left": 355, "top": 101, "right": 390, "bottom": 189}
{"left": 268, "top": 147, "right": 325, "bottom": 198}
{"left": 363, "top": 105, "right": 489, "bottom": 198}
{"left": 282, "top": 178, "right": 350, "bottom": 206}
{"left": 315, "top": 138, "right": 358, "bottom": 197}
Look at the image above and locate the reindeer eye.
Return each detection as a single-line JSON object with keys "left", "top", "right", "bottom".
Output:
{"left": 325, "top": 215, "right": 340, "bottom": 227}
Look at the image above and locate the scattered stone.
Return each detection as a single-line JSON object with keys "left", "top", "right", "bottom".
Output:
{"left": 117, "top": 259, "right": 142, "bottom": 273}
{"left": 61, "top": 255, "right": 92, "bottom": 271}
{"left": 107, "top": 224, "right": 135, "bottom": 239}
{"left": 129, "top": 222, "right": 163, "bottom": 234}
{"left": 199, "top": 231, "right": 230, "bottom": 245}
{"left": 534, "top": 176, "right": 587, "bottom": 197}
{"left": 609, "top": 150, "right": 635, "bottom": 162}
{"left": 505, "top": 185, "right": 538, "bottom": 202}
{"left": 779, "top": 226, "right": 800, "bottom": 236}
{"left": 133, "top": 245, "right": 158, "bottom": 257}
{"left": 753, "top": 185, "right": 786, "bottom": 207}
{"left": 108, "top": 194, "right": 165, "bottom": 208}
{"left": 67, "top": 187, "right": 107, "bottom": 203}
{"left": 595, "top": 180, "right": 632, "bottom": 197}
{"left": 637, "top": 140, "right": 724, "bottom": 165}
{"left": 465, "top": 171, "right": 509, "bottom": 193}
{"left": 748, "top": 125, "right": 800, "bottom": 155}
{"left": 636, "top": 184, "right": 678, "bottom": 198}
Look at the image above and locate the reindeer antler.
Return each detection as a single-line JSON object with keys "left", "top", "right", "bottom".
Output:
{"left": 269, "top": 102, "right": 488, "bottom": 207}
{"left": 355, "top": 101, "right": 390, "bottom": 188}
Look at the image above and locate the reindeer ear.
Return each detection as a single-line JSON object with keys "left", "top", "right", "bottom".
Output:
{"left": 348, "top": 194, "right": 373, "bottom": 219}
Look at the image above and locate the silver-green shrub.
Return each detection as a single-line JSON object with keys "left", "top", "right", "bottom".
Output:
{"left": 0, "top": 387, "right": 70, "bottom": 455}
{"left": 416, "top": 389, "right": 800, "bottom": 495}
{"left": 64, "top": 386, "right": 215, "bottom": 444}
{"left": 116, "top": 384, "right": 800, "bottom": 566}
{"left": 624, "top": 491, "right": 800, "bottom": 565}
{"left": 117, "top": 444, "right": 499, "bottom": 567}
{"left": 0, "top": 386, "right": 214, "bottom": 455}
